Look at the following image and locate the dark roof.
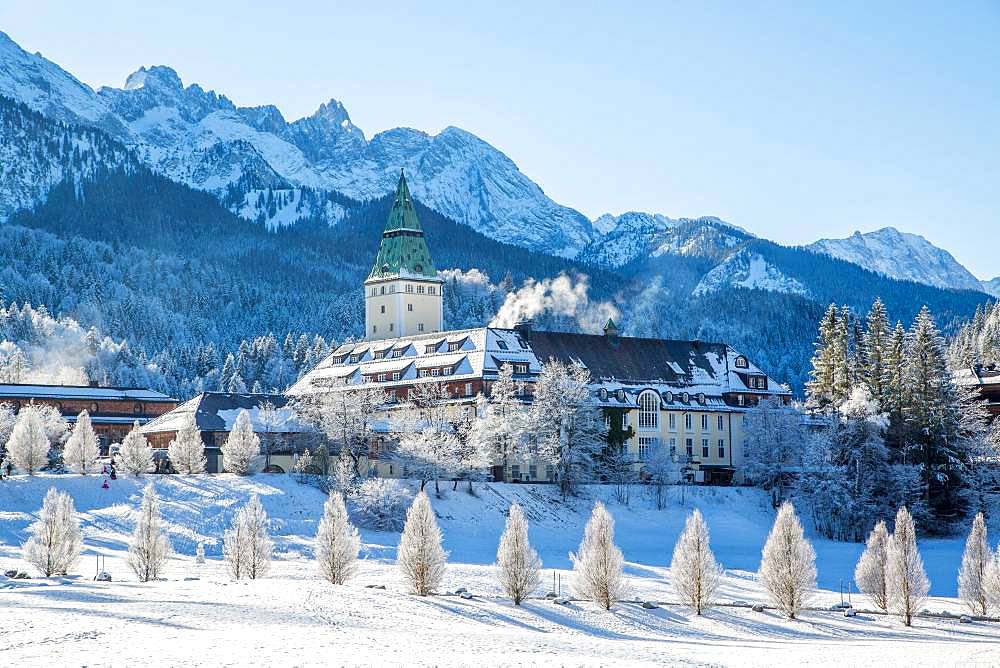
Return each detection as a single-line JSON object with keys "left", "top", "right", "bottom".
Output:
{"left": 141, "top": 392, "right": 290, "bottom": 433}
{"left": 526, "top": 330, "right": 729, "bottom": 384}
{"left": 0, "top": 383, "right": 174, "bottom": 401}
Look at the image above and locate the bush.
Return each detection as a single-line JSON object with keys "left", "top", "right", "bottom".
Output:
{"left": 353, "top": 479, "right": 413, "bottom": 531}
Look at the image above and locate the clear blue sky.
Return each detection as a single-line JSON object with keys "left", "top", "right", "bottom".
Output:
{"left": 2, "top": 1, "right": 998, "bottom": 278}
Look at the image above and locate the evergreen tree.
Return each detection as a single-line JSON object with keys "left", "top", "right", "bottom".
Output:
{"left": 670, "top": 509, "right": 722, "bottom": 615}
{"left": 63, "top": 410, "right": 100, "bottom": 474}
{"left": 398, "top": 491, "right": 447, "bottom": 596}
{"left": 495, "top": 503, "right": 542, "bottom": 605}
{"left": 958, "top": 512, "right": 992, "bottom": 616}
{"left": 571, "top": 501, "right": 628, "bottom": 610}
{"left": 22, "top": 487, "right": 82, "bottom": 576}
{"left": 862, "top": 298, "right": 891, "bottom": 405}
{"left": 315, "top": 491, "right": 361, "bottom": 585}
{"left": 806, "top": 304, "right": 841, "bottom": 410}
{"left": 127, "top": 483, "right": 173, "bottom": 582}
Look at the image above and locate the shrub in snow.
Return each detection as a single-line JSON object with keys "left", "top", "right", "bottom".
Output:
{"left": 670, "top": 509, "right": 722, "bottom": 615}
{"left": 62, "top": 410, "right": 100, "bottom": 474}
{"left": 397, "top": 491, "right": 447, "bottom": 596}
{"left": 118, "top": 421, "right": 154, "bottom": 475}
{"left": 6, "top": 408, "right": 50, "bottom": 474}
{"left": 495, "top": 503, "right": 542, "bottom": 605}
{"left": 887, "top": 506, "right": 929, "bottom": 626}
{"left": 315, "top": 492, "right": 360, "bottom": 585}
{"left": 22, "top": 487, "right": 82, "bottom": 576}
{"left": 224, "top": 494, "right": 272, "bottom": 580}
{"left": 221, "top": 410, "right": 260, "bottom": 475}
{"left": 854, "top": 520, "right": 890, "bottom": 611}
{"left": 167, "top": 414, "right": 206, "bottom": 474}
{"left": 354, "top": 478, "right": 412, "bottom": 531}
{"left": 758, "top": 501, "right": 816, "bottom": 618}
{"left": 128, "top": 483, "right": 173, "bottom": 582}
{"left": 958, "top": 512, "right": 992, "bottom": 617}
{"left": 570, "top": 501, "right": 628, "bottom": 610}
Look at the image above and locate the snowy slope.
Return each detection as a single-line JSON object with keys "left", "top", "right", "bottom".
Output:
{"left": 808, "top": 227, "right": 984, "bottom": 292}
{"left": 694, "top": 249, "right": 809, "bottom": 297}
{"left": 980, "top": 277, "right": 1000, "bottom": 298}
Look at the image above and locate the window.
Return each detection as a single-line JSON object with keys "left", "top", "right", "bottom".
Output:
{"left": 497, "top": 340, "right": 508, "bottom": 350}
{"left": 389, "top": 323, "right": 394, "bottom": 331}
{"left": 380, "top": 286, "right": 386, "bottom": 295}
{"left": 529, "top": 464, "right": 537, "bottom": 479}
{"left": 735, "top": 355, "right": 748, "bottom": 368}
{"left": 669, "top": 437, "right": 677, "bottom": 456}
{"left": 684, "top": 413, "right": 692, "bottom": 430}
{"left": 374, "top": 351, "right": 386, "bottom": 360}
{"left": 406, "top": 284, "right": 414, "bottom": 293}
{"left": 517, "top": 337, "right": 529, "bottom": 350}
{"left": 511, "top": 464, "right": 521, "bottom": 479}
{"left": 428, "top": 286, "right": 436, "bottom": 295}
{"left": 372, "top": 325, "right": 377, "bottom": 333}
{"left": 350, "top": 354, "right": 362, "bottom": 363}
{"left": 701, "top": 414, "right": 709, "bottom": 430}
{"left": 737, "top": 394, "right": 745, "bottom": 406}
{"left": 668, "top": 413, "right": 676, "bottom": 430}
{"left": 621, "top": 412, "right": 629, "bottom": 430}
{"left": 392, "top": 372, "right": 401, "bottom": 381}
{"left": 417, "top": 285, "right": 425, "bottom": 294}
{"left": 425, "top": 344, "right": 437, "bottom": 354}
{"left": 448, "top": 342, "right": 461, "bottom": 351}
{"left": 377, "top": 373, "right": 386, "bottom": 382}
{"left": 718, "top": 439, "right": 726, "bottom": 458}
{"left": 697, "top": 392, "right": 706, "bottom": 405}
{"left": 419, "top": 369, "right": 429, "bottom": 378}
{"left": 638, "top": 436, "right": 658, "bottom": 460}
{"left": 418, "top": 323, "right": 424, "bottom": 332}
{"left": 389, "top": 284, "right": 396, "bottom": 293}
{"left": 685, "top": 438, "right": 693, "bottom": 457}
{"left": 638, "top": 391, "right": 659, "bottom": 430}
{"left": 662, "top": 391, "right": 674, "bottom": 404}
{"left": 682, "top": 392, "right": 690, "bottom": 404}
{"left": 90, "top": 402, "right": 99, "bottom": 413}
{"left": 464, "top": 383, "right": 473, "bottom": 396}
{"left": 392, "top": 350, "right": 403, "bottom": 358}
{"left": 717, "top": 415, "right": 724, "bottom": 431}
{"left": 599, "top": 388, "right": 608, "bottom": 401}
{"left": 431, "top": 368, "right": 439, "bottom": 377}
{"left": 545, "top": 464, "right": 555, "bottom": 480}
{"left": 443, "top": 367, "right": 453, "bottom": 376}
{"left": 380, "top": 305, "right": 386, "bottom": 314}
{"left": 702, "top": 439, "right": 709, "bottom": 458}
{"left": 407, "top": 304, "right": 413, "bottom": 312}
{"left": 513, "top": 363, "right": 528, "bottom": 374}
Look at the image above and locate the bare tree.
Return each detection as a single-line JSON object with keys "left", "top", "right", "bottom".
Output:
{"left": 571, "top": 501, "right": 628, "bottom": 610}
{"left": 670, "top": 509, "right": 722, "bottom": 615}
{"left": 23, "top": 487, "right": 81, "bottom": 576}
{"left": 887, "top": 506, "right": 929, "bottom": 626}
{"left": 398, "top": 491, "right": 447, "bottom": 595}
{"left": 854, "top": 520, "right": 890, "bottom": 611}
{"left": 495, "top": 503, "right": 542, "bottom": 604}
{"left": 63, "top": 410, "right": 100, "bottom": 474}
{"left": 128, "top": 483, "right": 173, "bottom": 582}
{"left": 167, "top": 414, "right": 206, "bottom": 474}
{"left": 293, "top": 379, "right": 388, "bottom": 476}
{"left": 958, "top": 512, "right": 992, "bottom": 616}
{"left": 465, "top": 364, "right": 527, "bottom": 480}
{"left": 758, "top": 502, "right": 816, "bottom": 618}
{"left": 315, "top": 491, "right": 361, "bottom": 585}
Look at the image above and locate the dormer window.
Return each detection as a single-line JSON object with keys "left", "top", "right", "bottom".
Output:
{"left": 599, "top": 388, "right": 608, "bottom": 401}
{"left": 682, "top": 392, "right": 690, "bottom": 404}
{"left": 415, "top": 264, "right": 423, "bottom": 273}
{"left": 374, "top": 350, "right": 386, "bottom": 359}
{"left": 517, "top": 338, "right": 529, "bottom": 350}
{"left": 350, "top": 354, "right": 362, "bottom": 363}
{"left": 497, "top": 340, "right": 509, "bottom": 350}
{"left": 392, "top": 350, "right": 403, "bottom": 358}
{"left": 616, "top": 389, "right": 626, "bottom": 402}
{"left": 697, "top": 393, "right": 706, "bottom": 405}
{"left": 448, "top": 342, "right": 461, "bottom": 352}
{"left": 443, "top": 367, "right": 453, "bottom": 376}
{"left": 662, "top": 391, "right": 674, "bottom": 404}
{"left": 735, "top": 355, "right": 748, "bottom": 369}
{"left": 425, "top": 344, "right": 437, "bottom": 354}
{"left": 513, "top": 363, "right": 529, "bottom": 375}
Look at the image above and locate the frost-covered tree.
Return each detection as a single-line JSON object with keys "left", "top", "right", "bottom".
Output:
{"left": 758, "top": 502, "right": 816, "bottom": 618}
{"left": 571, "top": 501, "right": 628, "bottom": 610}
{"left": 127, "top": 483, "right": 173, "bottom": 582}
{"left": 167, "top": 414, "right": 206, "bottom": 474}
{"left": 22, "top": 487, "right": 82, "bottom": 576}
{"left": 118, "top": 420, "right": 153, "bottom": 475}
{"left": 397, "top": 491, "right": 447, "bottom": 596}
{"left": 742, "top": 396, "right": 806, "bottom": 506}
{"left": 63, "top": 410, "right": 100, "bottom": 474}
{"left": 354, "top": 478, "right": 413, "bottom": 531}
{"left": 221, "top": 409, "right": 260, "bottom": 475}
{"left": 315, "top": 491, "right": 361, "bottom": 585}
{"left": 862, "top": 298, "right": 891, "bottom": 405}
{"left": 530, "top": 361, "right": 607, "bottom": 497}
{"left": 0, "top": 402, "right": 15, "bottom": 458}
{"left": 224, "top": 494, "right": 272, "bottom": 580}
{"left": 331, "top": 448, "right": 357, "bottom": 494}
{"left": 957, "top": 512, "right": 992, "bottom": 616}
{"left": 6, "top": 407, "right": 51, "bottom": 474}
{"left": 293, "top": 379, "right": 388, "bottom": 476}
{"left": 294, "top": 448, "right": 313, "bottom": 478}
{"left": 985, "top": 549, "right": 1000, "bottom": 615}
{"left": 397, "top": 427, "right": 460, "bottom": 493}
{"left": 887, "top": 506, "right": 929, "bottom": 626}
{"left": 670, "top": 509, "right": 722, "bottom": 615}
{"left": 854, "top": 520, "right": 890, "bottom": 611}
{"left": 807, "top": 304, "right": 851, "bottom": 410}
{"left": 495, "top": 503, "right": 541, "bottom": 605}
{"left": 466, "top": 364, "right": 527, "bottom": 477}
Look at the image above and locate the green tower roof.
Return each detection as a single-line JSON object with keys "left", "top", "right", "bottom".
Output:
{"left": 367, "top": 171, "right": 440, "bottom": 282}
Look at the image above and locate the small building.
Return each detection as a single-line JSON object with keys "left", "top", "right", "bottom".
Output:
{"left": 140, "top": 392, "right": 313, "bottom": 473}
{"left": 955, "top": 364, "right": 1000, "bottom": 418}
{"left": 0, "top": 382, "right": 177, "bottom": 450}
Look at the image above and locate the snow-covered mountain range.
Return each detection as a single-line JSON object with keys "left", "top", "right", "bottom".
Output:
{"left": 808, "top": 227, "right": 985, "bottom": 293}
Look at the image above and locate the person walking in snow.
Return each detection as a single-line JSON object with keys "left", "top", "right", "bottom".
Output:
{"left": 109, "top": 464, "right": 117, "bottom": 480}
{"left": 102, "top": 478, "right": 109, "bottom": 489}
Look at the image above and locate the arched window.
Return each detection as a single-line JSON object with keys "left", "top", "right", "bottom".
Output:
{"left": 637, "top": 390, "right": 659, "bottom": 430}
{"left": 598, "top": 388, "right": 608, "bottom": 401}
{"left": 735, "top": 355, "right": 748, "bottom": 368}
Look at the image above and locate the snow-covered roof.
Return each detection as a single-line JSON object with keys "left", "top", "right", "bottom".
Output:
{"left": 140, "top": 393, "right": 309, "bottom": 434}
{"left": 0, "top": 383, "right": 175, "bottom": 402}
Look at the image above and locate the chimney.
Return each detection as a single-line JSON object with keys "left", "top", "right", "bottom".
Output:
{"left": 603, "top": 318, "right": 619, "bottom": 338}
{"left": 513, "top": 320, "right": 533, "bottom": 340}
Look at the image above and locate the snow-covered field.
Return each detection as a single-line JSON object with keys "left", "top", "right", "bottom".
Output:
{"left": 2, "top": 474, "right": 998, "bottom": 666}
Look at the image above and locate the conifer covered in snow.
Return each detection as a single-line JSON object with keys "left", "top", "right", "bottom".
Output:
{"left": 854, "top": 520, "right": 890, "bottom": 611}
{"left": 118, "top": 420, "right": 154, "bottom": 475}
{"left": 22, "top": 487, "right": 82, "bottom": 576}
{"left": 806, "top": 304, "right": 851, "bottom": 410}
{"left": 886, "top": 506, "right": 929, "bottom": 626}
{"left": 670, "top": 509, "right": 722, "bottom": 615}
{"left": 495, "top": 503, "right": 542, "bottom": 605}
{"left": 167, "top": 414, "right": 206, "bottom": 474}
{"left": 221, "top": 409, "right": 260, "bottom": 475}
{"left": 397, "top": 491, "right": 447, "bottom": 596}
{"left": 223, "top": 494, "right": 273, "bottom": 580}
{"left": 6, "top": 407, "right": 51, "bottom": 474}
{"left": 571, "top": 501, "right": 628, "bottom": 610}
{"left": 758, "top": 502, "right": 816, "bottom": 618}
{"left": 62, "top": 410, "right": 100, "bottom": 474}
{"left": 315, "top": 492, "right": 360, "bottom": 585}
{"left": 127, "top": 483, "right": 173, "bottom": 582}
{"left": 957, "top": 512, "right": 992, "bottom": 616}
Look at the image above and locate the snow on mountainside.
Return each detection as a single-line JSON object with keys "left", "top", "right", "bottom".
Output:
{"left": 693, "top": 249, "right": 808, "bottom": 297}
{"left": 980, "top": 277, "right": 1000, "bottom": 298}
{"left": 579, "top": 212, "right": 751, "bottom": 269}
{"left": 0, "top": 32, "right": 594, "bottom": 256}
{"left": 808, "top": 227, "right": 985, "bottom": 293}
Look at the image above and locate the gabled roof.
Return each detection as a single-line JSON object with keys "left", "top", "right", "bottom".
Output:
{"left": 140, "top": 392, "right": 306, "bottom": 435}
{"left": 366, "top": 171, "right": 440, "bottom": 282}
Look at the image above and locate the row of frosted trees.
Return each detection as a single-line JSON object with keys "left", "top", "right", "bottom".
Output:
{"left": 20, "top": 488, "right": 1000, "bottom": 624}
